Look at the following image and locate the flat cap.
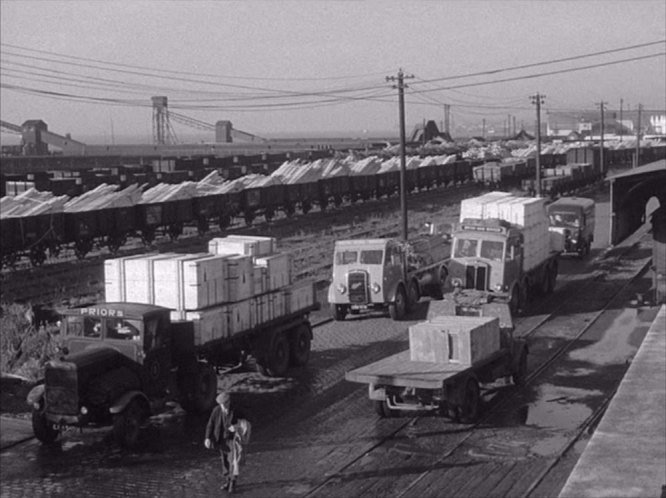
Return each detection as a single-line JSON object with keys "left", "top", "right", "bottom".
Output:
{"left": 216, "top": 392, "right": 230, "bottom": 405}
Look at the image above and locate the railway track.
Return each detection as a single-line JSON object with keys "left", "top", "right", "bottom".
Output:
{"left": 302, "top": 227, "right": 652, "bottom": 498}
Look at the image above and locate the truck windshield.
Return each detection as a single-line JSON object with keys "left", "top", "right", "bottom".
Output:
{"left": 454, "top": 238, "right": 478, "bottom": 258}
{"left": 335, "top": 249, "right": 384, "bottom": 265}
{"left": 105, "top": 318, "right": 143, "bottom": 341}
{"left": 480, "top": 240, "right": 504, "bottom": 260}
{"left": 550, "top": 212, "right": 580, "bottom": 227}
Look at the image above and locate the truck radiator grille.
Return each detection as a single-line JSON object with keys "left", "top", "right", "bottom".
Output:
{"left": 465, "top": 264, "right": 487, "bottom": 291}
{"left": 45, "top": 364, "right": 79, "bottom": 416}
{"left": 348, "top": 271, "right": 369, "bottom": 304}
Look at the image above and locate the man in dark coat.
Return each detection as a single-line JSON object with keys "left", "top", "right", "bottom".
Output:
{"left": 205, "top": 392, "right": 237, "bottom": 492}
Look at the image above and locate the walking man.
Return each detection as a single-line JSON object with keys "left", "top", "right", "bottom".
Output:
{"left": 205, "top": 392, "right": 237, "bottom": 492}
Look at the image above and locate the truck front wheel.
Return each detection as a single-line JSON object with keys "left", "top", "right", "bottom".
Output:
{"left": 459, "top": 378, "right": 481, "bottom": 424}
{"left": 32, "top": 408, "right": 60, "bottom": 444}
{"left": 331, "top": 304, "right": 347, "bottom": 321}
{"left": 389, "top": 286, "right": 407, "bottom": 320}
{"left": 374, "top": 399, "right": 397, "bottom": 418}
{"left": 113, "top": 399, "right": 146, "bottom": 448}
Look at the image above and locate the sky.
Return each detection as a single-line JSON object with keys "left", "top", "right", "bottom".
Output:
{"left": 1, "top": 0, "right": 665, "bottom": 144}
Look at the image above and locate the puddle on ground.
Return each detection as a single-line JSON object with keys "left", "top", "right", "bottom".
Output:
{"left": 524, "top": 384, "right": 598, "bottom": 431}
{"left": 568, "top": 308, "right": 651, "bottom": 366}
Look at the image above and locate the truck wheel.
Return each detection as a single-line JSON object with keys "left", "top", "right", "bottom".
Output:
{"left": 389, "top": 286, "right": 407, "bottom": 321}
{"left": 512, "top": 349, "right": 528, "bottom": 387}
{"left": 113, "top": 399, "right": 145, "bottom": 448}
{"left": 545, "top": 266, "right": 557, "bottom": 294}
{"left": 259, "top": 332, "right": 290, "bottom": 377}
{"left": 331, "top": 304, "right": 347, "bottom": 321}
{"left": 459, "top": 378, "right": 481, "bottom": 424}
{"left": 407, "top": 281, "right": 420, "bottom": 311}
{"left": 32, "top": 408, "right": 59, "bottom": 444}
{"left": 374, "top": 399, "right": 396, "bottom": 418}
{"left": 180, "top": 362, "right": 218, "bottom": 413}
{"left": 290, "top": 324, "right": 311, "bottom": 366}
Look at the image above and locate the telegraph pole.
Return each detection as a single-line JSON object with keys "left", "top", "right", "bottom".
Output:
{"left": 387, "top": 69, "right": 414, "bottom": 242}
{"left": 635, "top": 104, "right": 643, "bottom": 168}
{"left": 619, "top": 98, "right": 624, "bottom": 141}
{"left": 530, "top": 93, "right": 546, "bottom": 197}
{"left": 598, "top": 101, "right": 607, "bottom": 176}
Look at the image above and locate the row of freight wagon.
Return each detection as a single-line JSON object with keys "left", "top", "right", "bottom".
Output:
{"left": 0, "top": 159, "right": 480, "bottom": 268}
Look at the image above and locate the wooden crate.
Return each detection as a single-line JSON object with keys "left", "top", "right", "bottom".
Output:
{"left": 409, "top": 316, "right": 500, "bottom": 365}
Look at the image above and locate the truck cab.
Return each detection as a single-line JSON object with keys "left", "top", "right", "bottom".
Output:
{"left": 328, "top": 239, "right": 410, "bottom": 320}
{"left": 27, "top": 302, "right": 217, "bottom": 448}
{"left": 447, "top": 218, "right": 522, "bottom": 302}
{"left": 547, "top": 197, "right": 595, "bottom": 257}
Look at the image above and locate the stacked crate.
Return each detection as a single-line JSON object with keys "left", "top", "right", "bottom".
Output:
{"left": 459, "top": 192, "right": 553, "bottom": 270}
{"left": 104, "top": 234, "right": 316, "bottom": 346}
{"left": 408, "top": 316, "right": 500, "bottom": 366}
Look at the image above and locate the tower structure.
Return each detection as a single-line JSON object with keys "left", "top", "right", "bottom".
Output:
{"left": 152, "top": 96, "right": 177, "bottom": 145}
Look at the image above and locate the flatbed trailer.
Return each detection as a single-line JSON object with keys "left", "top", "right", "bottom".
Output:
{"left": 345, "top": 338, "right": 526, "bottom": 423}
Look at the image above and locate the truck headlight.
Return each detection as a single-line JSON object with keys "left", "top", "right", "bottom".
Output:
{"left": 371, "top": 283, "right": 381, "bottom": 293}
{"left": 494, "top": 283, "right": 505, "bottom": 292}
{"left": 80, "top": 406, "right": 88, "bottom": 415}
{"left": 336, "top": 284, "right": 347, "bottom": 294}
{"left": 452, "top": 278, "right": 462, "bottom": 288}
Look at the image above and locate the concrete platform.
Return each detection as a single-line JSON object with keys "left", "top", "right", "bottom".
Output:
{"left": 559, "top": 305, "right": 666, "bottom": 498}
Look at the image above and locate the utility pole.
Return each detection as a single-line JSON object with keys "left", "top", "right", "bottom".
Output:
{"left": 530, "top": 93, "right": 546, "bottom": 197}
{"left": 597, "top": 101, "right": 607, "bottom": 176}
{"left": 635, "top": 104, "right": 643, "bottom": 168}
{"left": 482, "top": 119, "right": 486, "bottom": 139}
{"left": 444, "top": 104, "right": 451, "bottom": 135}
{"left": 513, "top": 116, "right": 517, "bottom": 136}
{"left": 386, "top": 68, "right": 414, "bottom": 242}
{"left": 619, "top": 98, "right": 624, "bottom": 141}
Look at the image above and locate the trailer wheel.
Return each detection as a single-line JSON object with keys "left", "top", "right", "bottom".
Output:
{"left": 545, "top": 266, "right": 557, "bottom": 294}
{"left": 258, "top": 332, "right": 290, "bottom": 377}
{"left": 389, "top": 285, "right": 407, "bottom": 321}
{"left": 374, "top": 399, "right": 396, "bottom": 418}
{"left": 32, "top": 407, "right": 60, "bottom": 444}
{"left": 290, "top": 324, "right": 312, "bottom": 366}
{"left": 244, "top": 211, "right": 255, "bottom": 226}
{"left": 512, "top": 349, "right": 528, "bottom": 387}
{"left": 331, "top": 304, "right": 347, "bottom": 321}
{"left": 113, "top": 399, "right": 146, "bottom": 448}
{"left": 218, "top": 213, "right": 231, "bottom": 230}
{"left": 459, "top": 378, "right": 480, "bottom": 424}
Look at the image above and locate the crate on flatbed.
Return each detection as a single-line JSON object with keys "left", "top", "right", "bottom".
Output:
{"left": 408, "top": 315, "right": 500, "bottom": 366}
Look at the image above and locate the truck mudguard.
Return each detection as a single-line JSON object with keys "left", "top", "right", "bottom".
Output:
{"left": 109, "top": 390, "right": 150, "bottom": 415}
{"left": 26, "top": 383, "right": 45, "bottom": 408}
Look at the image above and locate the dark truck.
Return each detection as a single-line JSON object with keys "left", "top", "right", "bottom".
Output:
{"left": 547, "top": 196, "right": 595, "bottom": 258}
{"left": 27, "top": 300, "right": 317, "bottom": 448}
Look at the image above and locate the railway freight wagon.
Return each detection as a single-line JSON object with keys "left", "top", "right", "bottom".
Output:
{"left": 0, "top": 157, "right": 474, "bottom": 269}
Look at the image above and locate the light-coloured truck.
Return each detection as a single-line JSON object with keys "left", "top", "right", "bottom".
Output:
{"left": 547, "top": 196, "right": 595, "bottom": 258}
{"left": 27, "top": 235, "right": 319, "bottom": 448}
{"left": 443, "top": 192, "right": 562, "bottom": 315}
{"left": 328, "top": 231, "right": 450, "bottom": 321}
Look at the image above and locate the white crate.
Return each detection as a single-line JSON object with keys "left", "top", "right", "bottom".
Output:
{"left": 209, "top": 235, "right": 275, "bottom": 258}
{"left": 152, "top": 253, "right": 209, "bottom": 310}
{"left": 124, "top": 253, "right": 178, "bottom": 304}
{"left": 459, "top": 191, "right": 513, "bottom": 222}
{"left": 226, "top": 254, "right": 254, "bottom": 302}
{"left": 104, "top": 253, "right": 158, "bottom": 302}
{"left": 227, "top": 300, "right": 251, "bottom": 335}
{"left": 253, "top": 266, "right": 268, "bottom": 296}
{"left": 225, "top": 235, "right": 276, "bottom": 257}
{"left": 409, "top": 316, "right": 500, "bottom": 365}
{"left": 286, "top": 279, "right": 315, "bottom": 314}
{"left": 255, "top": 253, "right": 292, "bottom": 290}
{"left": 171, "top": 305, "right": 228, "bottom": 346}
